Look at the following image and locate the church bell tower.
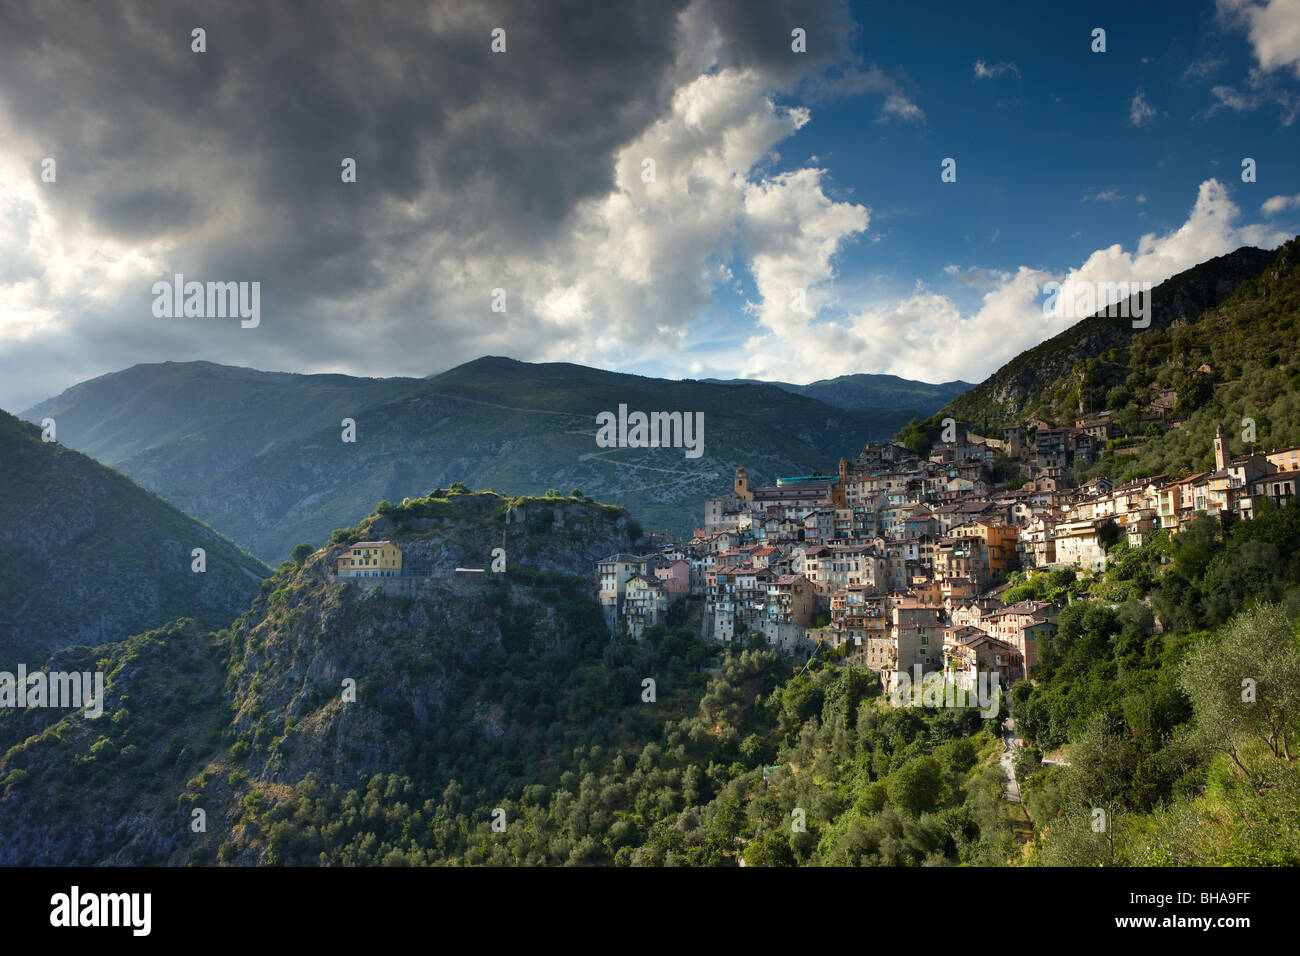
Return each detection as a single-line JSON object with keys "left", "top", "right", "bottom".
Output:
{"left": 734, "top": 465, "right": 753, "bottom": 501}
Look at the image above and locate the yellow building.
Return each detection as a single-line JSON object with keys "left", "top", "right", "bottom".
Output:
{"left": 1265, "top": 446, "right": 1300, "bottom": 473}
{"left": 337, "top": 540, "right": 403, "bottom": 577}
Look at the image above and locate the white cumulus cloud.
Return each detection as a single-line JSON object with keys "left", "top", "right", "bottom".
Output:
{"left": 734, "top": 179, "right": 1292, "bottom": 385}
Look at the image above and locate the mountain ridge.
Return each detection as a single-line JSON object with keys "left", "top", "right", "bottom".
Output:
{"left": 926, "top": 243, "right": 1282, "bottom": 432}
{"left": 702, "top": 372, "right": 974, "bottom": 415}
{"left": 0, "top": 408, "right": 270, "bottom": 661}
{"left": 22, "top": 357, "right": 917, "bottom": 561}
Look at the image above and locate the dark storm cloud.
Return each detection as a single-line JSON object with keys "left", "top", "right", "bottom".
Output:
{"left": 702, "top": 0, "right": 853, "bottom": 80}
{"left": 0, "top": 0, "right": 856, "bottom": 410}
{"left": 3, "top": 1, "right": 688, "bottom": 283}
{"left": 92, "top": 187, "right": 198, "bottom": 240}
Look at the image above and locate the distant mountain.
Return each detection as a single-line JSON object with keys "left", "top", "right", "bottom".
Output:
{"left": 20, "top": 361, "right": 423, "bottom": 488}
{"left": 0, "top": 409, "right": 269, "bottom": 662}
{"left": 702, "top": 373, "right": 973, "bottom": 416}
{"left": 24, "top": 357, "right": 915, "bottom": 562}
{"left": 928, "top": 244, "right": 1280, "bottom": 432}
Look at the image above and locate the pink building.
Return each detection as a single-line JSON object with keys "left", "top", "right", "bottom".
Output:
{"left": 653, "top": 558, "right": 691, "bottom": 598}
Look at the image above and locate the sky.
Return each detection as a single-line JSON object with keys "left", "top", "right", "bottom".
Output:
{"left": 0, "top": 0, "right": 1298, "bottom": 411}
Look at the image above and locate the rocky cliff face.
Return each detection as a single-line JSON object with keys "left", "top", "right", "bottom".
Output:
{"left": 0, "top": 491, "right": 636, "bottom": 864}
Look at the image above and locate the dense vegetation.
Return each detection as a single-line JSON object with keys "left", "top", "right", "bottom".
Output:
{"left": 219, "top": 497, "right": 1300, "bottom": 867}
{"left": 1010, "top": 499, "right": 1300, "bottom": 864}
{"left": 227, "top": 624, "right": 1018, "bottom": 867}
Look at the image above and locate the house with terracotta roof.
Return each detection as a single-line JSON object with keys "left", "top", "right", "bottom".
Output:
{"left": 945, "top": 628, "right": 1023, "bottom": 689}
{"left": 982, "top": 600, "right": 1056, "bottom": 676}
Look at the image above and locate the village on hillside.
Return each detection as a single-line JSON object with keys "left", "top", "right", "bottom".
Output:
{"left": 594, "top": 416, "right": 1300, "bottom": 699}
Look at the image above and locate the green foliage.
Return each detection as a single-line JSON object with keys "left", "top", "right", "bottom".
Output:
{"left": 1019, "top": 498, "right": 1300, "bottom": 865}
{"left": 898, "top": 419, "right": 936, "bottom": 457}
{"left": 887, "top": 756, "right": 943, "bottom": 815}
{"left": 1178, "top": 603, "right": 1300, "bottom": 786}
{"left": 220, "top": 633, "right": 1009, "bottom": 867}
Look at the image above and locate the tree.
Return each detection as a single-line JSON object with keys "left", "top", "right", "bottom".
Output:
{"left": 887, "top": 756, "right": 942, "bottom": 815}
{"left": 1179, "top": 603, "right": 1300, "bottom": 787}
{"left": 292, "top": 543, "right": 315, "bottom": 565}
{"left": 1174, "top": 371, "right": 1213, "bottom": 415}
{"left": 1097, "top": 518, "right": 1122, "bottom": 552}
{"left": 900, "top": 419, "right": 934, "bottom": 457}
{"left": 1064, "top": 712, "right": 1136, "bottom": 860}
{"left": 569, "top": 488, "right": 583, "bottom": 498}
{"left": 743, "top": 829, "right": 795, "bottom": 866}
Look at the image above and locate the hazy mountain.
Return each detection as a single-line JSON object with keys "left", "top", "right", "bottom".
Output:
{"left": 0, "top": 409, "right": 269, "bottom": 662}
{"left": 703, "top": 373, "right": 973, "bottom": 416}
{"left": 24, "top": 357, "right": 915, "bottom": 562}
{"left": 20, "top": 361, "right": 424, "bottom": 488}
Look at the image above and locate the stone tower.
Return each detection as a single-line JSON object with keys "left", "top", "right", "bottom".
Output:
{"left": 1214, "top": 424, "right": 1228, "bottom": 472}
{"left": 734, "top": 465, "right": 753, "bottom": 501}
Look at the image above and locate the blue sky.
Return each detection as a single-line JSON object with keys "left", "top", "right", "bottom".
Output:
{"left": 0, "top": 0, "right": 1297, "bottom": 410}
{"left": 657, "top": 0, "right": 1300, "bottom": 383}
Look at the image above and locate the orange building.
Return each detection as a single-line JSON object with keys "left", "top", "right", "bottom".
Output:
{"left": 950, "top": 519, "right": 1019, "bottom": 575}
